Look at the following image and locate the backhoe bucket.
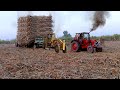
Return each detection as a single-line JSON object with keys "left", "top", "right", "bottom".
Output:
{"left": 63, "top": 40, "right": 66, "bottom": 50}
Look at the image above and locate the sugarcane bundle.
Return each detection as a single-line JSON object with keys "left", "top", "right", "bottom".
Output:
{"left": 16, "top": 15, "right": 53, "bottom": 47}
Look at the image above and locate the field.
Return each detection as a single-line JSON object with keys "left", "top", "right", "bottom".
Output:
{"left": 0, "top": 41, "right": 120, "bottom": 79}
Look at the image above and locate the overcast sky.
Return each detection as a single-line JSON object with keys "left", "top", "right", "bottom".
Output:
{"left": 0, "top": 11, "right": 120, "bottom": 40}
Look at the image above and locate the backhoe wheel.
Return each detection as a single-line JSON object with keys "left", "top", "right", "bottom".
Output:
{"left": 63, "top": 46, "right": 67, "bottom": 53}
{"left": 55, "top": 45, "right": 60, "bottom": 53}
{"left": 71, "top": 41, "right": 80, "bottom": 52}
{"left": 87, "top": 46, "right": 94, "bottom": 53}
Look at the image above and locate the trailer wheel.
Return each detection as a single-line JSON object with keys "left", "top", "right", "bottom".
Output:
{"left": 34, "top": 45, "right": 36, "bottom": 49}
{"left": 63, "top": 46, "right": 67, "bottom": 53}
{"left": 55, "top": 45, "right": 60, "bottom": 53}
{"left": 15, "top": 43, "right": 18, "bottom": 47}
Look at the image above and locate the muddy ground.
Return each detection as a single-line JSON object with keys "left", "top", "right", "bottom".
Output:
{"left": 0, "top": 41, "right": 120, "bottom": 79}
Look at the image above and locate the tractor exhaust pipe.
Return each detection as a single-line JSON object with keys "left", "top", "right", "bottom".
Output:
{"left": 89, "top": 31, "right": 91, "bottom": 34}
{"left": 88, "top": 29, "right": 93, "bottom": 45}
{"left": 89, "top": 29, "right": 94, "bottom": 34}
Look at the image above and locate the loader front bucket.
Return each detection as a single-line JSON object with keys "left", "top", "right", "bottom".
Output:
{"left": 63, "top": 40, "right": 66, "bottom": 51}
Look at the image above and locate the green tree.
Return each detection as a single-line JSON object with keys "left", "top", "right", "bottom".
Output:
{"left": 63, "top": 31, "right": 68, "bottom": 37}
{"left": 60, "top": 30, "right": 73, "bottom": 43}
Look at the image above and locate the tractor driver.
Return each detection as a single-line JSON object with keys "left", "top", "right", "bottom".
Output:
{"left": 75, "top": 33, "right": 79, "bottom": 40}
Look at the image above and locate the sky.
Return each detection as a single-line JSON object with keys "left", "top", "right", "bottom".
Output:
{"left": 0, "top": 11, "right": 120, "bottom": 40}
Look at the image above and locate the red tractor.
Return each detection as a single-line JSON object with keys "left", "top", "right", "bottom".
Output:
{"left": 71, "top": 32, "right": 102, "bottom": 53}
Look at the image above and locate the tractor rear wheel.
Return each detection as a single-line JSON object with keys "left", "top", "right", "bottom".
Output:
{"left": 55, "top": 45, "right": 60, "bottom": 53}
{"left": 87, "top": 46, "right": 94, "bottom": 53}
{"left": 71, "top": 41, "right": 80, "bottom": 52}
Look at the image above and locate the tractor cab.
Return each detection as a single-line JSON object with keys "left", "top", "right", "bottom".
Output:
{"left": 34, "top": 36, "right": 44, "bottom": 48}
{"left": 47, "top": 33, "right": 56, "bottom": 43}
{"left": 75, "top": 32, "right": 90, "bottom": 41}
{"left": 35, "top": 36, "right": 44, "bottom": 42}
{"left": 47, "top": 33, "right": 56, "bottom": 39}
{"left": 44, "top": 33, "right": 56, "bottom": 48}
{"left": 82, "top": 32, "right": 90, "bottom": 40}
{"left": 47, "top": 34, "right": 52, "bottom": 39}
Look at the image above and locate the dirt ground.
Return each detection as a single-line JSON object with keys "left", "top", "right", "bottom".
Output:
{"left": 0, "top": 41, "right": 120, "bottom": 79}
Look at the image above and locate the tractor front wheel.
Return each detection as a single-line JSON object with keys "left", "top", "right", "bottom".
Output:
{"left": 71, "top": 41, "right": 80, "bottom": 52}
{"left": 63, "top": 46, "right": 67, "bottom": 53}
{"left": 55, "top": 45, "right": 60, "bottom": 53}
{"left": 87, "top": 46, "right": 94, "bottom": 53}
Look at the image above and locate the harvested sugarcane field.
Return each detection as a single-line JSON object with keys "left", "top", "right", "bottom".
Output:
{"left": 0, "top": 11, "right": 120, "bottom": 79}
{"left": 0, "top": 41, "right": 120, "bottom": 79}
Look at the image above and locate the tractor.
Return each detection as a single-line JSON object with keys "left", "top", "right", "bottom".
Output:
{"left": 71, "top": 32, "right": 102, "bottom": 53}
{"left": 43, "top": 33, "right": 67, "bottom": 53}
{"left": 34, "top": 36, "right": 44, "bottom": 48}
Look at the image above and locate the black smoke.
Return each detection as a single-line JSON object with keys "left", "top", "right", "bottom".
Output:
{"left": 91, "top": 11, "right": 109, "bottom": 31}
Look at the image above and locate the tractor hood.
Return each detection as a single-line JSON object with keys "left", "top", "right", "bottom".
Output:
{"left": 90, "top": 39, "right": 97, "bottom": 43}
{"left": 90, "top": 39, "right": 101, "bottom": 47}
{"left": 90, "top": 39, "right": 98, "bottom": 47}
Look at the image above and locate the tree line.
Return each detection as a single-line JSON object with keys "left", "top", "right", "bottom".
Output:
{"left": 60, "top": 31, "right": 120, "bottom": 42}
{"left": 91, "top": 34, "right": 120, "bottom": 41}
{"left": 0, "top": 31, "right": 120, "bottom": 44}
{"left": 0, "top": 39, "right": 16, "bottom": 44}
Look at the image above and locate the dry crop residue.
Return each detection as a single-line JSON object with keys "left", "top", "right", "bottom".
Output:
{"left": 0, "top": 41, "right": 120, "bottom": 79}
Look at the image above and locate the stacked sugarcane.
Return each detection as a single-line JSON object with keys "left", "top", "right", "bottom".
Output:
{"left": 16, "top": 15, "right": 53, "bottom": 47}
{"left": 31, "top": 16, "right": 53, "bottom": 37}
